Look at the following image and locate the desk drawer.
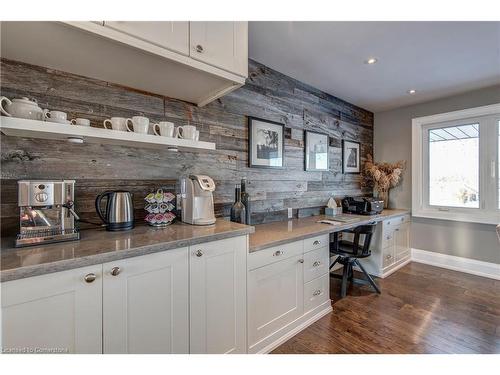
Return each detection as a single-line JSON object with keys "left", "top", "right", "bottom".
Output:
{"left": 303, "top": 246, "right": 329, "bottom": 283}
{"left": 304, "top": 234, "right": 329, "bottom": 253}
{"left": 304, "top": 274, "right": 330, "bottom": 313}
{"left": 248, "top": 240, "right": 303, "bottom": 270}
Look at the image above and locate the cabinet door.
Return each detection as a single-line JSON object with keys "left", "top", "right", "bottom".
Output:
{"left": 190, "top": 236, "right": 247, "bottom": 354}
{"left": 103, "top": 21, "right": 189, "bottom": 55}
{"left": 395, "top": 222, "right": 411, "bottom": 261}
{"left": 103, "top": 248, "right": 189, "bottom": 354}
{"left": 190, "top": 21, "right": 248, "bottom": 76}
{"left": 248, "top": 255, "right": 304, "bottom": 349}
{"left": 1, "top": 265, "right": 102, "bottom": 354}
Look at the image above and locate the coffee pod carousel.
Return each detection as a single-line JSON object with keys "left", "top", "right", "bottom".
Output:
{"left": 144, "top": 189, "right": 176, "bottom": 227}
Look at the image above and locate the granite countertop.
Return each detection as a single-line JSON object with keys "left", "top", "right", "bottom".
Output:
{"left": 1, "top": 219, "right": 254, "bottom": 282}
{"left": 249, "top": 209, "right": 410, "bottom": 252}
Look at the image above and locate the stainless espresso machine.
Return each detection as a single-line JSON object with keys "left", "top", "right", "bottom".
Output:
{"left": 180, "top": 175, "right": 216, "bottom": 225}
{"left": 16, "top": 180, "right": 80, "bottom": 247}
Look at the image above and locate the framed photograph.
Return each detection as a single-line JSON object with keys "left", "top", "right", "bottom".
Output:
{"left": 342, "top": 140, "right": 361, "bottom": 173}
{"left": 304, "top": 131, "right": 329, "bottom": 171}
{"left": 248, "top": 116, "right": 284, "bottom": 169}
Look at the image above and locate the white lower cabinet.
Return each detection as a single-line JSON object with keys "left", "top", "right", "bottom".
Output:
{"left": 1, "top": 235, "right": 248, "bottom": 354}
{"left": 247, "top": 235, "right": 332, "bottom": 353}
{"left": 359, "top": 214, "right": 411, "bottom": 278}
{"left": 189, "top": 236, "right": 247, "bottom": 354}
{"left": 248, "top": 255, "right": 304, "bottom": 349}
{"left": 1, "top": 265, "right": 103, "bottom": 354}
{"left": 102, "top": 248, "right": 189, "bottom": 354}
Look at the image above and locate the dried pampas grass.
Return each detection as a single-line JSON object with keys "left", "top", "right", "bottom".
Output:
{"left": 361, "top": 154, "right": 406, "bottom": 193}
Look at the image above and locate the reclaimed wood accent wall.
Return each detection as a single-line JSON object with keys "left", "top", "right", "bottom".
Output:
{"left": 0, "top": 58, "right": 373, "bottom": 236}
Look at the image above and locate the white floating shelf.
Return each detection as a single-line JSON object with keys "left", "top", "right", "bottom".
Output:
{"left": 0, "top": 117, "right": 216, "bottom": 152}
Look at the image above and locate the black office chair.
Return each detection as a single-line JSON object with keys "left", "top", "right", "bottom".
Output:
{"left": 329, "top": 224, "right": 381, "bottom": 298}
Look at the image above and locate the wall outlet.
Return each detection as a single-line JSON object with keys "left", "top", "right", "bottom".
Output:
{"left": 288, "top": 208, "right": 293, "bottom": 219}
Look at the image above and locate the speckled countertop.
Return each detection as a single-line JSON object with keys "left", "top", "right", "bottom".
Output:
{"left": 1, "top": 209, "right": 410, "bottom": 282}
{"left": 1, "top": 219, "right": 254, "bottom": 282}
{"left": 249, "top": 209, "right": 410, "bottom": 252}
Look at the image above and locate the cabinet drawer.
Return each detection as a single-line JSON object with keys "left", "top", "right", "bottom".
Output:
{"left": 248, "top": 240, "right": 303, "bottom": 270}
{"left": 382, "top": 245, "right": 395, "bottom": 268}
{"left": 303, "top": 247, "right": 329, "bottom": 283}
{"left": 304, "top": 274, "right": 330, "bottom": 313}
{"left": 381, "top": 228, "right": 394, "bottom": 249}
{"left": 304, "top": 234, "right": 329, "bottom": 253}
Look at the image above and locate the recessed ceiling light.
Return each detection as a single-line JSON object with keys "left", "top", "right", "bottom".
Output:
{"left": 365, "top": 57, "right": 378, "bottom": 65}
{"left": 408, "top": 89, "right": 417, "bottom": 95}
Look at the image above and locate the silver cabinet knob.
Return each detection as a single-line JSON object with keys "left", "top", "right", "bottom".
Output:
{"left": 313, "top": 261, "right": 321, "bottom": 267}
{"left": 195, "top": 250, "right": 203, "bottom": 257}
{"left": 313, "top": 290, "right": 322, "bottom": 296}
{"left": 110, "top": 267, "right": 121, "bottom": 276}
{"left": 313, "top": 240, "right": 321, "bottom": 245}
{"left": 273, "top": 250, "right": 284, "bottom": 257}
{"left": 196, "top": 45, "right": 204, "bottom": 53}
{"left": 84, "top": 273, "right": 96, "bottom": 283}
{"left": 386, "top": 255, "right": 392, "bottom": 259}
{"left": 298, "top": 259, "right": 304, "bottom": 263}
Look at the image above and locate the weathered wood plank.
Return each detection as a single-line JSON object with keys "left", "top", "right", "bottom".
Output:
{"left": 0, "top": 57, "right": 373, "bottom": 232}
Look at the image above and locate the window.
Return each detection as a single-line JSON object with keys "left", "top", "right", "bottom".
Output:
{"left": 412, "top": 104, "right": 500, "bottom": 224}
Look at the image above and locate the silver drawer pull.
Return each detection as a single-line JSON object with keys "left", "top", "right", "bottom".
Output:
{"left": 110, "top": 267, "right": 121, "bottom": 276}
{"left": 84, "top": 273, "right": 96, "bottom": 283}
{"left": 273, "top": 250, "right": 284, "bottom": 257}
{"left": 313, "top": 240, "right": 321, "bottom": 245}
{"left": 386, "top": 255, "right": 392, "bottom": 259}
{"left": 313, "top": 261, "right": 322, "bottom": 267}
{"left": 313, "top": 290, "right": 322, "bottom": 296}
{"left": 195, "top": 250, "right": 203, "bottom": 257}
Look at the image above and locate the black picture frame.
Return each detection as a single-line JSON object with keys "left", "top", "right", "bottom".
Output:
{"left": 248, "top": 116, "right": 285, "bottom": 169}
{"left": 342, "top": 139, "right": 361, "bottom": 174}
{"left": 304, "top": 130, "right": 329, "bottom": 171}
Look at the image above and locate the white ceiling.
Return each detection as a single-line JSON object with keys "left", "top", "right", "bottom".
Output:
{"left": 248, "top": 22, "right": 500, "bottom": 112}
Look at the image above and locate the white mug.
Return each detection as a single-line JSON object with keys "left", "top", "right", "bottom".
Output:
{"left": 71, "top": 118, "right": 90, "bottom": 126}
{"left": 44, "top": 110, "right": 67, "bottom": 122}
{"left": 153, "top": 121, "right": 177, "bottom": 137}
{"left": 103, "top": 117, "right": 128, "bottom": 131}
{"left": 126, "top": 116, "right": 150, "bottom": 134}
{"left": 177, "top": 125, "right": 197, "bottom": 140}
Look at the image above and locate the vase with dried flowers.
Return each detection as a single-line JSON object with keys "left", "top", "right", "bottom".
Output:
{"left": 361, "top": 155, "right": 406, "bottom": 209}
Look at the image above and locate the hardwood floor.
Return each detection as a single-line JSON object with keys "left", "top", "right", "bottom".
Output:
{"left": 272, "top": 262, "right": 500, "bottom": 354}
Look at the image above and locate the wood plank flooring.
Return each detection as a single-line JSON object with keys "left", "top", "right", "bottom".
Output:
{"left": 272, "top": 262, "right": 500, "bottom": 354}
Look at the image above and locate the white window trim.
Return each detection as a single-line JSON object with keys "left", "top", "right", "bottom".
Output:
{"left": 412, "top": 103, "right": 500, "bottom": 225}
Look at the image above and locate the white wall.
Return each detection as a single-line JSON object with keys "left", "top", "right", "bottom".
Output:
{"left": 374, "top": 85, "right": 500, "bottom": 264}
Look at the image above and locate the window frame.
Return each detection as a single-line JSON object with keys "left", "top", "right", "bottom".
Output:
{"left": 412, "top": 103, "right": 500, "bottom": 224}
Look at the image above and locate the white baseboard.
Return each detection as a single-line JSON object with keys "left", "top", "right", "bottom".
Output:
{"left": 249, "top": 301, "right": 333, "bottom": 354}
{"left": 411, "top": 248, "right": 500, "bottom": 280}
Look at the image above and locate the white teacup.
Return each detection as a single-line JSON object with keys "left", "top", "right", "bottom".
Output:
{"left": 177, "top": 125, "right": 197, "bottom": 140}
{"left": 71, "top": 118, "right": 90, "bottom": 126}
{"left": 44, "top": 110, "right": 67, "bottom": 122}
{"left": 103, "top": 117, "right": 128, "bottom": 131}
{"left": 153, "top": 121, "right": 177, "bottom": 137}
{"left": 126, "top": 116, "right": 150, "bottom": 134}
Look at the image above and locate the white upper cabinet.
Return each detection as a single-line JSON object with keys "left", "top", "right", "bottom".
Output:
{"left": 103, "top": 21, "right": 189, "bottom": 55}
{"left": 189, "top": 236, "right": 247, "bottom": 354}
{"left": 102, "top": 248, "right": 189, "bottom": 354}
{"left": 1, "top": 265, "right": 103, "bottom": 354}
{"left": 190, "top": 22, "right": 248, "bottom": 77}
{"left": 0, "top": 22, "right": 247, "bottom": 107}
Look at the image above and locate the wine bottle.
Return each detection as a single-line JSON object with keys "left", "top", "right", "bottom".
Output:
{"left": 230, "top": 185, "right": 247, "bottom": 224}
{"left": 240, "top": 178, "right": 251, "bottom": 225}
